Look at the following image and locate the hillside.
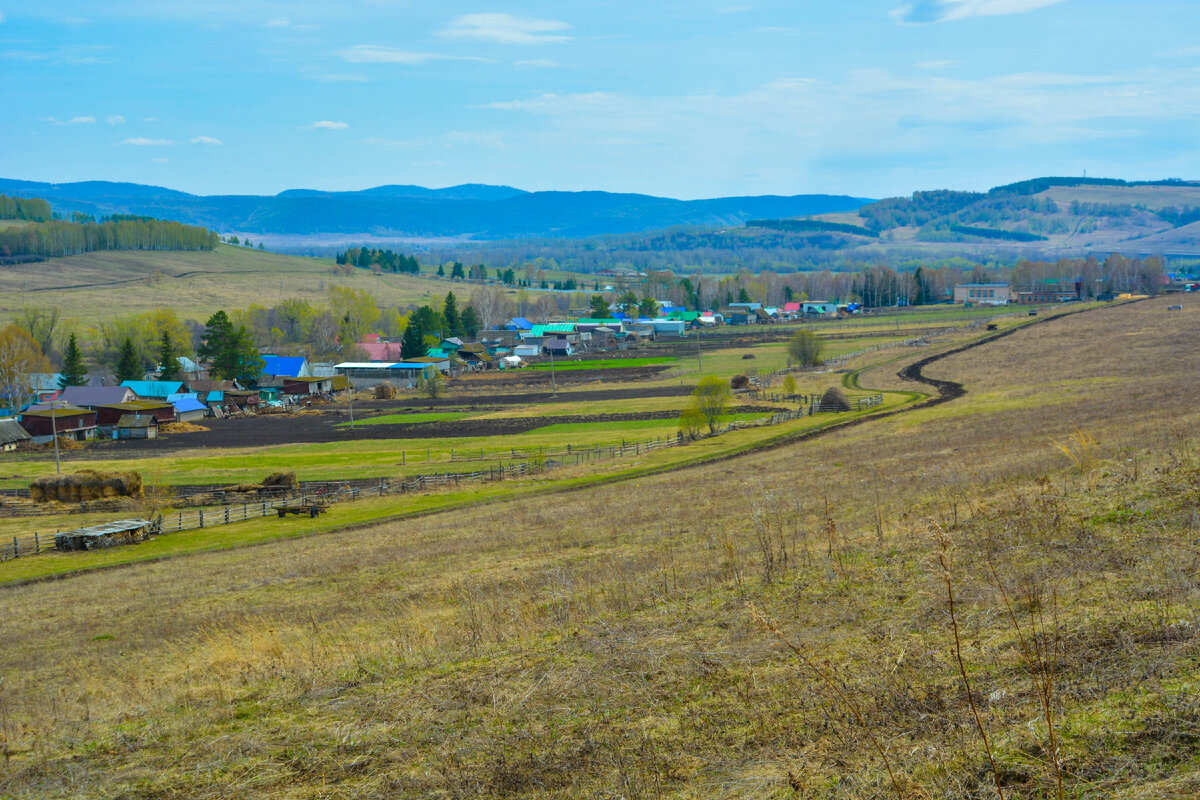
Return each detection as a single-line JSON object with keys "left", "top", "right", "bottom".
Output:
{"left": 797, "top": 177, "right": 1200, "bottom": 257}
{"left": 0, "top": 245, "right": 517, "bottom": 326}
{"left": 0, "top": 179, "right": 870, "bottom": 240}
{"left": 1, "top": 299, "right": 1198, "bottom": 798}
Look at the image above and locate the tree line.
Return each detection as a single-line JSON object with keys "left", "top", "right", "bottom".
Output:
{"left": 0, "top": 216, "right": 218, "bottom": 259}
{"left": 0, "top": 195, "right": 52, "bottom": 222}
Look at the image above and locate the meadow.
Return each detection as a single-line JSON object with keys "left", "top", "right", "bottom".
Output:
{"left": 3, "top": 298, "right": 1195, "bottom": 799}
{"left": 0, "top": 244, "right": 570, "bottom": 327}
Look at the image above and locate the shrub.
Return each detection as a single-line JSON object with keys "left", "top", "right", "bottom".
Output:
{"left": 787, "top": 330, "right": 823, "bottom": 367}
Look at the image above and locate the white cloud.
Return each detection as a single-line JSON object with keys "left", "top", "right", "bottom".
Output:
{"left": 892, "top": 0, "right": 1067, "bottom": 24}
{"left": 301, "top": 120, "right": 348, "bottom": 130}
{"left": 514, "top": 58, "right": 560, "bottom": 69}
{"left": 106, "top": 114, "right": 125, "bottom": 124}
{"left": 62, "top": 16, "right": 90, "bottom": 26}
{"left": 266, "top": 17, "right": 289, "bottom": 27}
{"left": 335, "top": 44, "right": 488, "bottom": 64}
{"left": 190, "top": 135, "right": 223, "bottom": 145}
{"left": 0, "top": 12, "right": 5, "bottom": 25}
{"left": 439, "top": 13, "right": 571, "bottom": 45}
{"left": 121, "top": 137, "right": 174, "bottom": 146}
{"left": 152, "top": 157, "right": 169, "bottom": 163}
{"left": 68, "top": 116, "right": 95, "bottom": 124}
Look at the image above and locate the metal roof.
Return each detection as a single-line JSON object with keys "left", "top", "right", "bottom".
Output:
{"left": 60, "top": 386, "right": 136, "bottom": 407}
{"left": 116, "top": 414, "right": 158, "bottom": 428}
{"left": 172, "top": 397, "right": 207, "bottom": 413}
{"left": 0, "top": 418, "right": 31, "bottom": 445}
{"left": 259, "top": 355, "right": 310, "bottom": 378}
{"left": 121, "top": 380, "right": 185, "bottom": 398}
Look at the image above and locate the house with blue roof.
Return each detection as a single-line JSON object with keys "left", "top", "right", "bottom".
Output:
{"left": 259, "top": 355, "right": 311, "bottom": 378}
{"left": 504, "top": 317, "right": 533, "bottom": 331}
{"left": 121, "top": 380, "right": 185, "bottom": 400}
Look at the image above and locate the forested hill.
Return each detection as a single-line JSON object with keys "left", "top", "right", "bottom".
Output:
{"left": 0, "top": 179, "right": 870, "bottom": 240}
{"left": 0, "top": 194, "right": 218, "bottom": 263}
{"left": 792, "top": 176, "right": 1200, "bottom": 254}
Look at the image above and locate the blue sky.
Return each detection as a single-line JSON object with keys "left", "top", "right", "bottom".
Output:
{"left": 2, "top": 1, "right": 1198, "bottom": 199}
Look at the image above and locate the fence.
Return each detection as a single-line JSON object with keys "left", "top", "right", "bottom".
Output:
{"left": 0, "top": 391, "right": 882, "bottom": 563}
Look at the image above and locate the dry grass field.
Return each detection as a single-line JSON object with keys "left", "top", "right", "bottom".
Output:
{"left": 0, "top": 245, "right": 546, "bottom": 327}
{"left": 0, "top": 298, "right": 1198, "bottom": 798}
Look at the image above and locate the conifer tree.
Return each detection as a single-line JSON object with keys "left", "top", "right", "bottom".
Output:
{"left": 58, "top": 333, "right": 87, "bottom": 389}
{"left": 116, "top": 337, "right": 141, "bottom": 382}
{"left": 158, "top": 331, "right": 180, "bottom": 381}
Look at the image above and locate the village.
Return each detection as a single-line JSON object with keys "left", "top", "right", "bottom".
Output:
{"left": 0, "top": 276, "right": 1141, "bottom": 452}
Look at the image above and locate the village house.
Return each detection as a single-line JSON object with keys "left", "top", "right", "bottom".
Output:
{"left": 120, "top": 380, "right": 185, "bottom": 400}
{"left": 114, "top": 414, "right": 159, "bottom": 439}
{"left": 260, "top": 355, "right": 312, "bottom": 378}
{"left": 19, "top": 406, "right": 98, "bottom": 443}
{"left": 1017, "top": 280, "right": 1082, "bottom": 304}
{"left": 0, "top": 418, "right": 31, "bottom": 452}
{"left": 95, "top": 400, "right": 176, "bottom": 427}
{"left": 954, "top": 282, "right": 1013, "bottom": 305}
{"left": 60, "top": 385, "right": 139, "bottom": 408}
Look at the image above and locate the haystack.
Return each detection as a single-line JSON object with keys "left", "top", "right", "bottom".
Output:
{"left": 374, "top": 382, "right": 397, "bottom": 400}
{"left": 818, "top": 386, "right": 851, "bottom": 412}
{"left": 30, "top": 470, "right": 144, "bottom": 503}
{"left": 730, "top": 374, "right": 750, "bottom": 390}
{"left": 262, "top": 471, "right": 299, "bottom": 491}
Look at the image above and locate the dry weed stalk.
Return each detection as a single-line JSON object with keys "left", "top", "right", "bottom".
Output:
{"left": 748, "top": 603, "right": 909, "bottom": 800}
{"left": 985, "top": 554, "right": 1065, "bottom": 800}
{"left": 936, "top": 528, "right": 1006, "bottom": 800}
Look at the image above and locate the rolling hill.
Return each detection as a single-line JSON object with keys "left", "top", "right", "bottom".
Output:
{"left": 795, "top": 177, "right": 1200, "bottom": 257}
{"left": 0, "top": 179, "right": 870, "bottom": 240}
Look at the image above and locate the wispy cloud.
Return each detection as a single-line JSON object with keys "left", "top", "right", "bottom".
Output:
{"left": 301, "top": 120, "right": 348, "bottom": 130}
{"left": 121, "top": 137, "right": 174, "bottom": 146}
{"left": 439, "top": 13, "right": 571, "bottom": 45}
{"left": 152, "top": 157, "right": 169, "bottom": 164}
{"left": 0, "top": 12, "right": 6, "bottom": 25}
{"left": 305, "top": 72, "right": 369, "bottom": 83}
{"left": 266, "top": 17, "right": 289, "bottom": 27}
{"left": 106, "top": 114, "right": 125, "bottom": 125}
{"left": 42, "top": 115, "right": 96, "bottom": 125}
{"left": 514, "top": 58, "right": 561, "bottom": 69}
{"left": 916, "top": 60, "right": 958, "bottom": 70}
{"left": 190, "top": 135, "right": 223, "bottom": 145}
{"left": 3, "top": 44, "right": 111, "bottom": 65}
{"left": 335, "top": 44, "right": 488, "bottom": 65}
{"left": 892, "top": 0, "right": 1067, "bottom": 24}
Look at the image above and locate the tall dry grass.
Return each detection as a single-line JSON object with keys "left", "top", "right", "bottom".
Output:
{"left": 0, "top": 298, "right": 1198, "bottom": 798}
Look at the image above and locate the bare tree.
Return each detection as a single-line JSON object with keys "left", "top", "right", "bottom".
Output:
{"left": 470, "top": 285, "right": 513, "bottom": 331}
{"left": 0, "top": 324, "right": 51, "bottom": 415}
{"left": 15, "top": 306, "right": 60, "bottom": 359}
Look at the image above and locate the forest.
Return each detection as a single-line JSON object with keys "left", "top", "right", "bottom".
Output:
{"left": 0, "top": 194, "right": 217, "bottom": 261}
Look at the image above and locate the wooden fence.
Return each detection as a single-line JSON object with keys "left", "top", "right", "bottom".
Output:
{"left": 0, "top": 392, "right": 882, "bottom": 563}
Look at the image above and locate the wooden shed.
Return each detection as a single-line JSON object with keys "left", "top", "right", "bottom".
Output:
{"left": 115, "top": 414, "right": 159, "bottom": 439}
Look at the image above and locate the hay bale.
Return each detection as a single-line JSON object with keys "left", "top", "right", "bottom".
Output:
{"left": 741, "top": 353, "right": 756, "bottom": 360}
{"left": 374, "top": 382, "right": 397, "bottom": 400}
{"left": 262, "top": 471, "right": 298, "bottom": 491}
{"left": 29, "top": 470, "right": 143, "bottom": 503}
{"left": 730, "top": 374, "right": 750, "bottom": 390}
{"left": 818, "top": 386, "right": 851, "bottom": 412}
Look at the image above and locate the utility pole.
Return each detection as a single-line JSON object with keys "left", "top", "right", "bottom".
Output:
{"left": 549, "top": 346, "right": 557, "bottom": 397}
{"left": 49, "top": 400, "right": 61, "bottom": 475}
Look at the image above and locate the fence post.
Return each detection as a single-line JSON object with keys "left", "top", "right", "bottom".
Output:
{"left": 199, "top": 508, "right": 204, "bottom": 528}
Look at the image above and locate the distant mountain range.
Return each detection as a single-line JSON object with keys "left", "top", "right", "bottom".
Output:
{"left": 0, "top": 178, "right": 871, "bottom": 240}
